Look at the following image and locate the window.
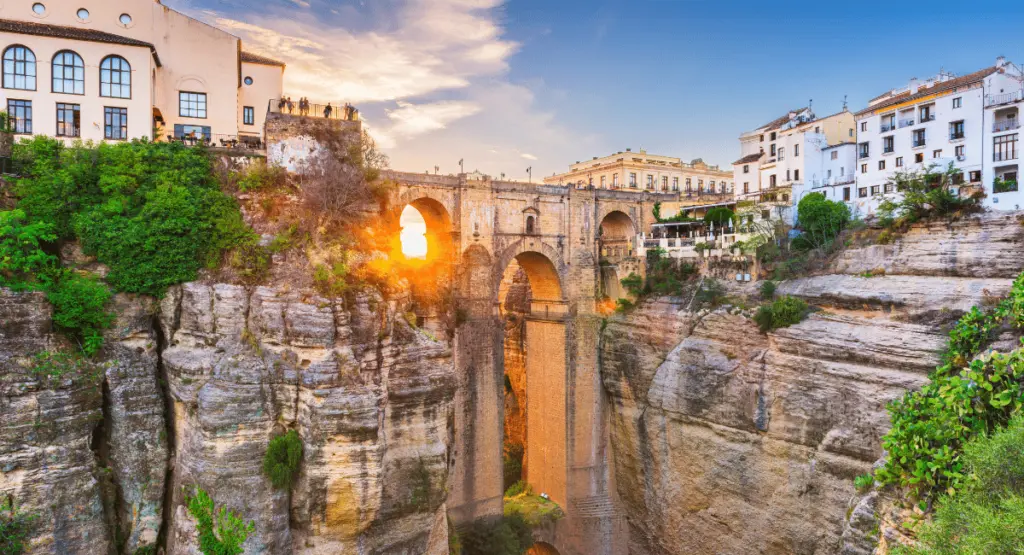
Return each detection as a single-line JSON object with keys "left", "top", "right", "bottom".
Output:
{"left": 769, "top": 175, "right": 776, "bottom": 187}
{"left": 52, "top": 50, "right": 84, "bottom": 94}
{"left": 600, "top": 175, "right": 606, "bottom": 188}
{"left": 915, "top": 153, "right": 924, "bottom": 163}
{"left": 646, "top": 175, "right": 654, "bottom": 189}
{"left": 99, "top": 56, "right": 131, "bottom": 98}
{"left": 3, "top": 45, "right": 36, "bottom": 90}
{"left": 179, "top": 91, "right": 207, "bottom": 118}
{"left": 525, "top": 215, "right": 535, "bottom": 235}
{"left": 743, "top": 182, "right": 749, "bottom": 193}
{"left": 56, "top": 103, "right": 80, "bottom": 137}
{"left": 612, "top": 174, "right": 618, "bottom": 187}
{"left": 244, "top": 76, "right": 253, "bottom": 86}
{"left": 840, "top": 167, "right": 845, "bottom": 175}
{"left": 871, "top": 185, "right": 880, "bottom": 196}
{"left": 743, "top": 164, "right": 749, "bottom": 173}
{"left": 104, "top": 107, "right": 127, "bottom": 140}
{"left": 662, "top": 176, "right": 668, "bottom": 190}
{"left": 629, "top": 172, "right": 637, "bottom": 187}
{"left": 953, "top": 97, "right": 962, "bottom": 109}
{"left": 858, "top": 187, "right": 868, "bottom": 198}
{"left": 969, "top": 170, "right": 981, "bottom": 182}
{"left": 794, "top": 144, "right": 800, "bottom": 157}
{"left": 994, "top": 134, "right": 1018, "bottom": 162}
{"left": 950, "top": 120, "right": 965, "bottom": 140}
{"left": 782, "top": 193, "right": 789, "bottom": 202}
{"left": 830, "top": 151, "right": 838, "bottom": 160}
{"left": 794, "top": 169, "right": 800, "bottom": 181}
{"left": 885, "top": 183, "right": 895, "bottom": 193}
{"left": 778, "top": 147, "right": 785, "bottom": 160}
{"left": 685, "top": 177, "right": 691, "bottom": 191}
{"left": 955, "top": 145, "right": 965, "bottom": 158}
{"left": 770, "top": 144, "right": 776, "bottom": 156}
{"left": 883, "top": 136, "right": 894, "bottom": 153}
{"left": 858, "top": 142, "right": 870, "bottom": 158}
{"left": 7, "top": 99, "right": 31, "bottom": 133}
{"left": 861, "top": 163, "right": 867, "bottom": 173}
{"left": 896, "top": 156, "right": 903, "bottom": 167}
{"left": 698, "top": 179, "right": 704, "bottom": 188}
{"left": 785, "top": 169, "right": 790, "bottom": 181}
{"left": 878, "top": 160, "right": 885, "bottom": 170}
{"left": 920, "top": 105, "right": 933, "bottom": 121}
{"left": 243, "top": 106, "right": 254, "bottom": 125}
{"left": 849, "top": 128, "right": 854, "bottom": 137}
{"left": 913, "top": 129, "right": 926, "bottom": 147}
{"left": 951, "top": 172, "right": 964, "bottom": 185}
{"left": 815, "top": 126, "right": 820, "bottom": 133}
{"left": 173, "top": 124, "right": 210, "bottom": 140}
{"left": 672, "top": 177, "right": 679, "bottom": 190}
{"left": 860, "top": 121, "right": 867, "bottom": 132}
{"left": 843, "top": 187, "right": 851, "bottom": 201}
{"left": 933, "top": 149, "right": 942, "bottom": 159}
{"left": 76, "top": 8, "right": 89, "bottom": 20}
{"left": 770, "top": 132, "right": 776, "bottom": 141}
{"left": 119, "top": 13, "right": 133, "bottom": 26}
{"left": 32, "top": 3, "right": 45, "bottom": 15}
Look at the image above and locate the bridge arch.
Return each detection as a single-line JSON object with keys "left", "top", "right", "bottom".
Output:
{"left": 493, "top": 240, "right": 568, "bottom": 304}
{"left": 528, "top": 542, "right": 563, "bottom": 555}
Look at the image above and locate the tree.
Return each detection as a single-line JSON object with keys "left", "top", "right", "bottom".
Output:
{"left": 879, "top": 162, "right": 977, "bottom": 226}
{"left": 298, "top": 129, "right": 390, "bottom": 222}
{"left": 793, "top": 192, "right": 850, "bottom": 250}
{"left": 703, "top": 207, "right": 734, "bottom": 226}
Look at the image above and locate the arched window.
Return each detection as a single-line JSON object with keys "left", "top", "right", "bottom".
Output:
{"left": 100, "top": 55, "right": 130, "bottom": 98}
{"left": 526, "top": 215, "right": 535, "bottom": 235}
{"left": 3, "top": 45, "right": 36, "bottom": 90}
{"left": 52, "top": 50, "right": 84, "bottom": 95}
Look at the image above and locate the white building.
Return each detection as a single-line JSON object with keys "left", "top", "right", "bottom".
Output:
{"left": 733, "top": 107, "right": 856, "bottom": 225}
{"left": 793, "top": 141, "right": 858, "bottom": 209}
{"left": 852, "top": 57, "right": 1023, "bottom": 217}
{"left": 982, "top": 67, "right": 1024, "bottom": 211}
{"left": 0, "top": 0, "right": 286, "bottom": 144}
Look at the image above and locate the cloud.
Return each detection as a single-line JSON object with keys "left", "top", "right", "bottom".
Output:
{"left": 289, "top": 0, "right": 310, "bottom": 7}
{"left": 521, "top": 153, "right": 538, "bottom": 160}
{"left": 203, "top": 0, "right": 519, "bottom": 104}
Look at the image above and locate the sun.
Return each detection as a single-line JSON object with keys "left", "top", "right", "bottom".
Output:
{"left": 400, "top": 205, "right": 428, "bottom": 259}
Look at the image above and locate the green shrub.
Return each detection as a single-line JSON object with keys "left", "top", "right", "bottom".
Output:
{"left": 234, "top": 159, "right": 287, "bottom": 192}
{"left": 0, "top": 209, "right": 57, "bottom": 286}
{"left": 794, "top": 192, "right": 850, "bottom": 251}
{"left": 312, "top": 261, "right": 349, "bottom": 297}
{"left": 753, "top": 296, "right": 808, "bottom": 333}
{"left": 759, "top": 280, "right": 776, "bottom": 300}
{"left": 0, "top": 498, "right": 37, "bottom": 555}
{"left": 30, "top": 350, "right": 103, "bottom": 386}
{"left": 504, "top": 480, "right": 530, "bottom": 498}
{"left": 853, "top": 474, "right": 874, "bottom": 493}
{"left": 262, "top": 430, "right": 303, "bottom": 490}
{"left": 619, "top": 273, "right": 643, "bottom": 297}
{"left": 703, "top": 206, "right": 734, "bottom": 226}
{"left": 615, "top": 298, "right": 634, "bottom": 313}
{"left": 230, "top": 243, "right": 271, "bottom": 285}
{"left": 45, "top": 271, "right": 113, "bottom": 355}
{"left": 895, "top": 417, "right": 1024, "bottom": 555}
{"left": 12, "top": 138, "right": 254, "bottom": 297}
{"left": 877, "top": 163, "right": 979, "bottom": 231}
{"left": 185, "top": 487, "right": 254, "bottom": 555}
{"left": 875, "top": 272, "right": 1024, "bottom": 499}
{"left": 503, "top": 443, "right": 524, "bottom": 491}
{"left": 460, "top": 514, "right": 533, "bottom": 555}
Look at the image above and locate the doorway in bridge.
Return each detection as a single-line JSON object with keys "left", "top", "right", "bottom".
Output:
{"left": 396, "top": 199, "right": 453, "bottom": 340}
{"left": 497, "top": 251, "right": 567, "bottom": 523}
{"left": 598, "top": 211, "right": 637, "bottom": 302}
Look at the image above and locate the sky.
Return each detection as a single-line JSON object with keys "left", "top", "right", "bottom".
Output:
{"left": 166, "top": 0, "right": 1024, "bottom": 180}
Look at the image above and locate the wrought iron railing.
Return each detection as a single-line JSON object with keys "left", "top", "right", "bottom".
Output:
{"left": 899, "top": 118, "right": 915, "bottom": 128}
{"left": 986, "top": 90, "right": 1024, "bottom": 107}
{"left": 268, "top": 98, "right": 359, "bottom": 121}
{"left": 993, "top": 120, "right": 1020, "bottom": 133}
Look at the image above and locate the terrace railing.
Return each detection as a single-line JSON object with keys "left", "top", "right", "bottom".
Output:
{"left": 269, "top": 98, "right": 359, "bottom": 121}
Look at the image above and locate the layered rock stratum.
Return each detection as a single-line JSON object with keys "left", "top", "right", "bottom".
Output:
{"left": 601, "top": 212, "right": 1024, "bottom": 555}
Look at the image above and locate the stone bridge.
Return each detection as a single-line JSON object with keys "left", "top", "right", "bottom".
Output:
{"left": 384, "top": 170, "right": 673, "bottom": 555}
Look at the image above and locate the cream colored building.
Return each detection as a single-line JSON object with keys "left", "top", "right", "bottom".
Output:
{"left": 543, "top": 148, "right": 733, "bottom": 198}
{"left": 0, "top": 0, "right": 285, "bottom": 144}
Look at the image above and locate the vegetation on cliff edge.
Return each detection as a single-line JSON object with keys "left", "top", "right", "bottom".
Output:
{"left": 186, "top": 487, "right": 254, "bottom": 555}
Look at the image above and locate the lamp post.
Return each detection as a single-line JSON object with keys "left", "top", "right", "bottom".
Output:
{"left": 526, "top": 166, "right": 532, "bottom": 183}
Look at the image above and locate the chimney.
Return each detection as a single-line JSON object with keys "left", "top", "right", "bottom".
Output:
{"left": 788, "top": 111, "right": 796, "bottom": 119}
{"left": 997, "top": 55, "right": 1007, "bottom": 68}
{"left": 909, "top": 77, "right": 920, "bottom": 95}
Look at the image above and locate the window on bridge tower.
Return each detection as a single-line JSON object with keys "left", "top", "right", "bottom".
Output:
{"left": 526, "top": 215, "right": 535, "bottom": 235}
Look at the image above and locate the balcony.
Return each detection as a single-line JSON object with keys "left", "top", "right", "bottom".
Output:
{"left": 994, "top": 152, "right": 1019, "bottom": 162}
{"left": 268, "top": 98, "right": 360, "bottom": 121}
{"left": 899, "top": 118, "right": 915, "bottom": 128}
{"left": 913, "top": 139, "right": 927, "bottom": 148}
{"left": 880, "top": 122, "right": 896, "bottom": 133}
{"left": 949, "top": 132, "right": 965, "bottom": 140}
{"left": 986, "top": 90, "right": 1024, "bottom": 107}
{"left": 993, "top": 120, "right": 1021, "bottom": 133}
{"left": 919, "top": 113, "right": 936, "bottom": 123}
{"left": 994, "top": 178, "right": 1018, "bottom": 194}
{"left": 858, "top": 150, "right": 870, "bottom": 159}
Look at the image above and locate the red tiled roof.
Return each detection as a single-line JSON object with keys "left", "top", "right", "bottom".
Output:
{"left": 0, "top": 18, "right": 160, "bottom": 65}
{"left": 241, "top": 51, "right": 285, "bottom": 67}
{"left": 857, "top": 67, "right": 997, "bottom": 115}
{"left": 733, "top": 153, "right": 763, "bottom": 165}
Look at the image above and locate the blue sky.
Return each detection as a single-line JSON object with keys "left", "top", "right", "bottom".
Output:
{"left": 167, "top": 0, "right": 1024, "bottom": 179}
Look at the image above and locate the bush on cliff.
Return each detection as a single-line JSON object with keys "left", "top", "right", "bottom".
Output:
{"left": 262, "top": 430, "right": 303, "bottom": 490}
{"left": 0, "top": 498, "right": 37, "bottom": 555}
{"left": 12, "top": 137, "right": 253, "bottom": 297}
{"left": 186, "top": 487, "right": 254, "bottom": 555}
{"left": 876, "top": 163, "right": 981, "bottom": 230}
{"left": 753, "top": 296, "right": 808, "bottom": 333}
{"left": 876, "top": 272, "right": 1024, "bottom": 499}
{"left": 895, "top": 416, "right": 1024, "bottom": 554}
{"left": 460, "top": 513, "right": 533, "bottom": 555}
{"left": 793, "top": 192, "right": 850, "bottom": 251}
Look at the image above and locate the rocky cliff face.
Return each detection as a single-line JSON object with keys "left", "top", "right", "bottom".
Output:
{"left": 0, "top": 280, "right": 456, "bottom": 554}
{"left": 601, "top": 212, "right": 1024, "bottom": 555}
